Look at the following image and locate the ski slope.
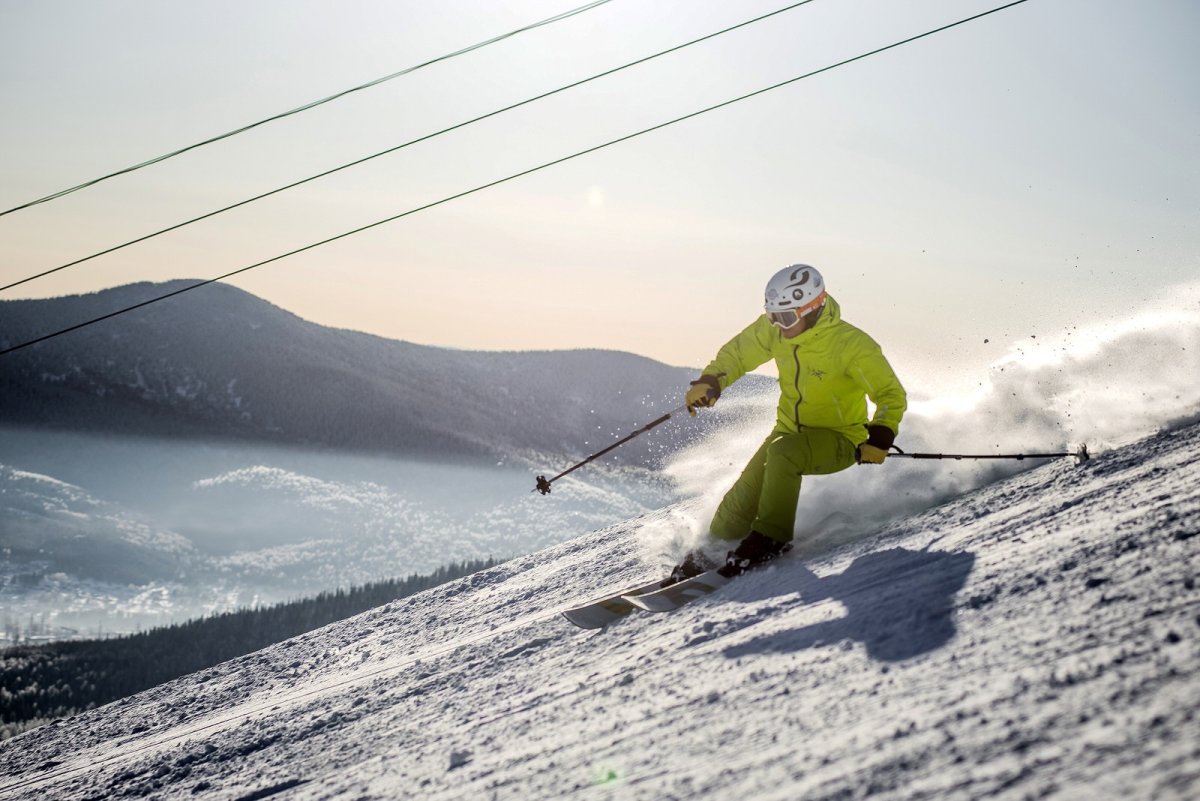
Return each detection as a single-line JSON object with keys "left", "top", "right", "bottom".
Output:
{"left": 1, "top": 421, "right": 1197, "bottom": 800}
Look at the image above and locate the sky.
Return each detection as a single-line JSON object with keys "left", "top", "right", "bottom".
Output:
{"left": 1, "top": 0, "right": 1197, "bottom": 398}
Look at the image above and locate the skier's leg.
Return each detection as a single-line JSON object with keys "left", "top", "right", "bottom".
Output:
{"left": 663, "top": 434, "right": 775, "bottom": 586}
{"left": 707, "top": 433, "right": 774, "bottom": 541}
{"left": 751, "top": 428, "right": 857, "bottom": 543}
{"left": 664, "top": 436, "right": 775, "bottom": 586}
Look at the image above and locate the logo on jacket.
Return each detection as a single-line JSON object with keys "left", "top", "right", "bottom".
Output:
{"left": 809, "top": 368, "right": 826, "bottom": 380}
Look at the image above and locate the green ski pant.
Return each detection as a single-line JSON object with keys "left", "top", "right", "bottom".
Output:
{"left": 709, "top": 427, "right": 858, "bottom": 543}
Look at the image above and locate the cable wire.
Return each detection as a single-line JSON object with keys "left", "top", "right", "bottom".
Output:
{"left": 0, "top": 0, "right": 820, "bottom": 295}
{"left": 0, "top": 0, "right": 617, "bottom": 218}
{"left": 0, "top": 0, "right": 1032, "bottom": 358}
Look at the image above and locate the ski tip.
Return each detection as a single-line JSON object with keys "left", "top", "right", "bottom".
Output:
{"left": 561, "top": 610, "right": 609, "bottom": 629}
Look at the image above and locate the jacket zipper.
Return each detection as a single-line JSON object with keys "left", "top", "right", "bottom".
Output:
{"left": 792, "top": 346, "right": 803, "bottom": 429}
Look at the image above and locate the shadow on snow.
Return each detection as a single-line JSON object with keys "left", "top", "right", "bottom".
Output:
{"left": 723, "top": 547, "right": 976, "bottom": 663}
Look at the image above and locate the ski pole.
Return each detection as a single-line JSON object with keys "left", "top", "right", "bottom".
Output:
{"left": 888, "top": 444, "right": 1090, "bottom": 464}
{"left": 534, "top": 403, "right": 690, "bottom": 494}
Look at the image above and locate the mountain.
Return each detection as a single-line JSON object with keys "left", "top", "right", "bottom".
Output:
{"left": 0, "top": 281, "right": 764, "bottom": 463}
{"left": 1, "top": 281, "right": 775, "bottom": 627}
{"left": 0, "top": 419, "right": 1194, "bottom": 799}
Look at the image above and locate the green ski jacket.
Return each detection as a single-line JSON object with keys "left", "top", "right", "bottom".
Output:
{"left": 702, "top": 295, "right": 907, "bottom": 445}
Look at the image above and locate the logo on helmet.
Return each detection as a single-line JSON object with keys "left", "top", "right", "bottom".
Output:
{"left": 785, "top": 268, "right": 823, "bottom": 301}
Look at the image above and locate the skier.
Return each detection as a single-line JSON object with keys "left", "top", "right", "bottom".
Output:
{"left": 668, "top": 264, "right": 907, "bottom": 584}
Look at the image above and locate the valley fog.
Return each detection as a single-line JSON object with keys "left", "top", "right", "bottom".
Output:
{"left": 0, "top": 428, "right": 678, "bottom": 640}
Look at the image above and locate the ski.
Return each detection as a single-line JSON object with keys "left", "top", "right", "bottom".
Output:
{"left": 622, "top": 569, "right": 730, "bottom": 612}
{"left": 563, "top": 556, "right": 777, "bottom": 626}
{"left": 561, "top": 579, "right": 664, "bottom": 629}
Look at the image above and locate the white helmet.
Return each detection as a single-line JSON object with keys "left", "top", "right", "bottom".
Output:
{"left": 764, "top": 264, "right": 826, "bottom": 328}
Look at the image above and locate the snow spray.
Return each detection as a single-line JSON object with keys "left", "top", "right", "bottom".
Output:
{"left": 650, "top": 278, "right": 1200, "bottom": 563}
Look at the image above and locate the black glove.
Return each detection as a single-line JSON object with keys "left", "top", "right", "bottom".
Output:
{"left": 856, "top": 424, "right": 896, "bottom": 465}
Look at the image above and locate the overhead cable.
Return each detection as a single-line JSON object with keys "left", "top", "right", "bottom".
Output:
{"left": 0, "top": 0, "right": 617, "bottom": 218}
{"left": 0, "top": 0, "right": 1032, "bottom": 358}
{"left": 0, "top": 0, "right": 821, "bottom": 295}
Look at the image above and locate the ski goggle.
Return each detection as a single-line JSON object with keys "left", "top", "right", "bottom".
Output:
{"left": 766, "top": 291, "right": 827, "bottom": 329}
{"left": 767, "top": 309, "right": 800, "bottom": 329}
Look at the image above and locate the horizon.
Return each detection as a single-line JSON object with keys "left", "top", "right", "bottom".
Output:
{"left": 5, "top": 272, "right": 1200, "bottom": 411}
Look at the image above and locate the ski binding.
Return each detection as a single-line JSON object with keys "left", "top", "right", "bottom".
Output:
{"left": 622, "top": 569, "right": 730, "bottom": 612}
{"left": 561, "top": 579, "right": 664, "bottom": 629}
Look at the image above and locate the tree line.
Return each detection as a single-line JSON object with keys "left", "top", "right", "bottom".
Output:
{"left": 0, "top": 558, "right": 499, "bottom": 740}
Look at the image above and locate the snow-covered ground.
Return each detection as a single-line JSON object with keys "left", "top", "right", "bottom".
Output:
{"left": 1, "top": 417, "right": 1195, "bottom": 800}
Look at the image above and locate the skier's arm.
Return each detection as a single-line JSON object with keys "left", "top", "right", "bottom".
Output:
{"left": 700, "top": 316, "right": 775, "bottom": 392}
{"left": 848, "top": 337, "right": 907, "bottom": 442}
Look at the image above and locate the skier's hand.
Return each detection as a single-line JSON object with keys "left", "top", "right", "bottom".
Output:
{"left": 856, "top": 444, "right": 888, "bottom": 464}
{"left": 685, "top": 375, "right": 721, "bottom": 416}
{"left": 856, "top": 424, "right": 896, "bottom": 465}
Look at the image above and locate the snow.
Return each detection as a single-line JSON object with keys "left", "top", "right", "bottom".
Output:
{"left": 1, "top": 419, "right": 1196, "bottom": 799}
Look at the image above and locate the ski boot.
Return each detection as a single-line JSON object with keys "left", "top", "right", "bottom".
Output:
{"left": 661, "top": 550, "right": 718, "bottom": 587}
{"left": 717, "top": 530, "right": 792, "bottom": 578}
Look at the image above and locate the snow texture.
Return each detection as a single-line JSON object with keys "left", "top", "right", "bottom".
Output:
{"left": 1, "top": 420, "right": 1196, "bottom": 800}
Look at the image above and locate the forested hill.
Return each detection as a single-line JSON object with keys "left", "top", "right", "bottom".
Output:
{"left": 0, "top": 281, "right": 764, "bottom": 463}
{"left": 0, "top": 559, "right": 499, "bottom": 740}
